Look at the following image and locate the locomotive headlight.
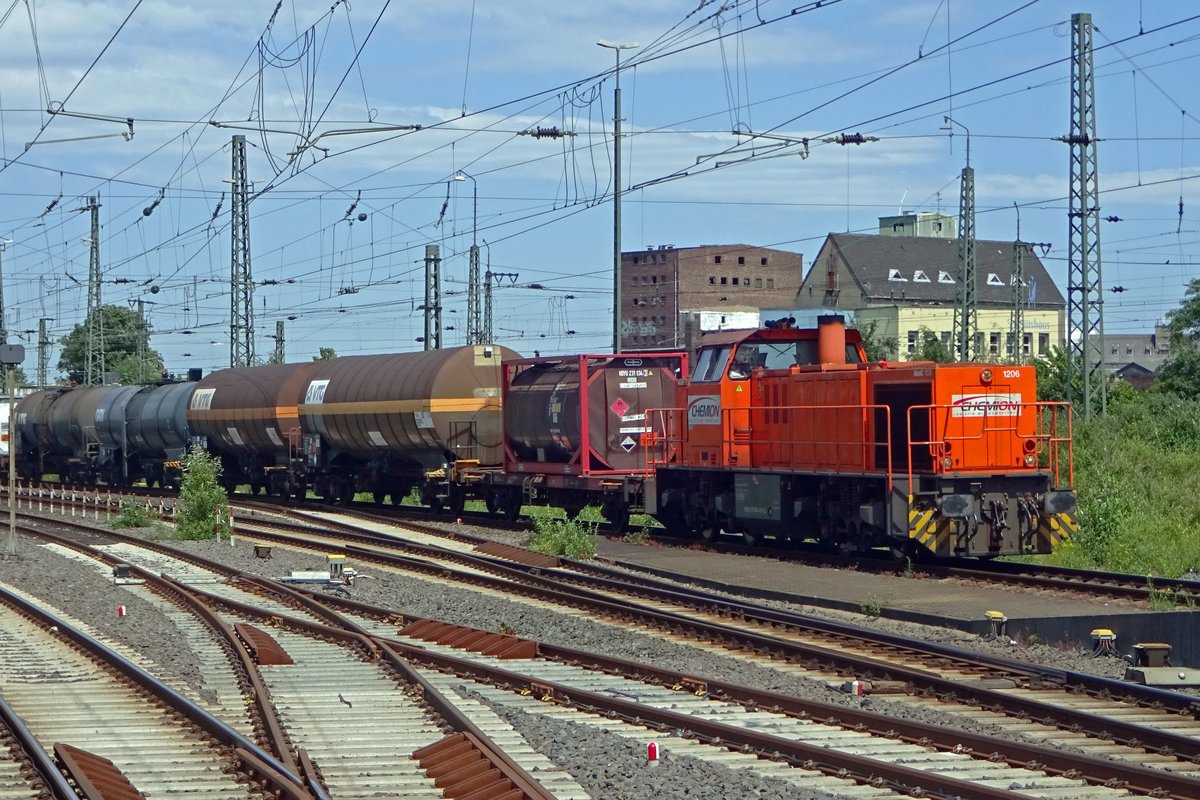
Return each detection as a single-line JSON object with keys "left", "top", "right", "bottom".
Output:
{"left": 980, "top": 368, "right": 993, "bottom": 384}
{"left": 1024, "top": 453, "right": 1037, "bottom": 466}
{"left": 941, "top": 456, "right": 953, "bottom": 470}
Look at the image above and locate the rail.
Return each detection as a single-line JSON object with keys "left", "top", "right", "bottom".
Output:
{"left": 905, "top": 400, "right": 1074, "bottom": 490}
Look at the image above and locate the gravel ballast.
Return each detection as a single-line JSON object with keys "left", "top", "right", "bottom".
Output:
{"left": 0, "top": 517, "right": 1143, "bottom": 799}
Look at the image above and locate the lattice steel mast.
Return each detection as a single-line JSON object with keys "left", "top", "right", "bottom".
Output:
{"left": 1062, "top": 12, "right": 1106, "bottom": 418}
{"left": 84, "top": 196, "right": 104, "bottom": 385}
{"left": 230, "top": 134, "right": 254, "bottom": 367}
{"left": 946, "top": 118, "right": 976, "bottom": 361}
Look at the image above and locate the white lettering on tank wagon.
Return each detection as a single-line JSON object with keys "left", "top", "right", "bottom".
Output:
{"left": 190, "top": 388, "right": 215, "bottom": 411}
{"left": 304, "top": 380, "right": 330, "bottom": 404}
{"left": 414, "top": 411, "right": 435, "bottom": 429}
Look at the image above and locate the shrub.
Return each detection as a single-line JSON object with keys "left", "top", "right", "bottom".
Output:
{"left": 1045, "top": 395, "right": 1200, "bottom": 577}
{"left": 175, "top": 446, "right": 231, "bottom": 541}
{"left": 526, "top": 516, "right": 597, "bottom": 559}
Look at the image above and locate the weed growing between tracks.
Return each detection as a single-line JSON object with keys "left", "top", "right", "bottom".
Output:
{"left": 111, "top": 501, "right": 157, "bottom": 530}
{"left": 527, "top": 516, "right": 598, "bottom": 559}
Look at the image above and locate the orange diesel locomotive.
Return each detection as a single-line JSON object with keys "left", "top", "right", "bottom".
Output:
{"left": 645, "top": 315, "right": 1077, "bottom": 558}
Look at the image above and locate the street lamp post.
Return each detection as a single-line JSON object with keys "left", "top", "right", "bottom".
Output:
{"left": 598, "top": 39, "right": 639, "bottom": 353}
{"left": 454, "top": 171, "right": 482, "bottom": 345}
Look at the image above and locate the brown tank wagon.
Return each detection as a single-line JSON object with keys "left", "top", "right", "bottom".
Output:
{"left": 297, "top": 344, "right": 515, "bottom": 504}
{"left": 187, "top": 361, "right": 321, "bottom": 495}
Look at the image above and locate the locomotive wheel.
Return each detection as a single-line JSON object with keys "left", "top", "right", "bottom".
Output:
{"left": 741, "top": 529, "right": 761, "bottom": 547}
{"left": 698, "top": 523, "right": 720, "bottom": 543}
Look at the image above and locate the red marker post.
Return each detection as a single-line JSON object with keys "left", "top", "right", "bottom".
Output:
{"left": 117, "top": 605, "right": 127, "bottom": 620}
{"left": 646, "top": 741, "right": 659, "bottom": 768}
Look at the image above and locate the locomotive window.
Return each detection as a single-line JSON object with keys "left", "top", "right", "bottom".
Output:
{"left": 692, "top": 346, "right": 731, "bottom": 382}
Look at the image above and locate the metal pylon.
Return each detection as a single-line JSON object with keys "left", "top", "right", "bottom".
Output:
{"left": 230, "top": 134, "right": 254, "bottom": 367}
{"left": 1063, "top": 11, "right": 1105, "bottom": 418}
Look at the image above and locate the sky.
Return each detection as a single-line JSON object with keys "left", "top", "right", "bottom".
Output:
{"left": 1, "top": 0, "right": 1199, "bottom": 377}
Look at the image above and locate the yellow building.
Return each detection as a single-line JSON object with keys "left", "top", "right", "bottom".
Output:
{"left": 793, "top": 231, "right": 1065, "bottom": 361}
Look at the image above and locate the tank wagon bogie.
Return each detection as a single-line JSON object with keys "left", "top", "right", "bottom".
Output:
{"left": 646, "top": 315, "right": 1077, "bottom": 558}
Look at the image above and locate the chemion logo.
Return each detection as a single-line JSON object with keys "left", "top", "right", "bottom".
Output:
{"left": 687, "top": 395, "right": 721, "bottom": 427}
{"left": 951, "top": 393, "right": 1022, "bottom": 417}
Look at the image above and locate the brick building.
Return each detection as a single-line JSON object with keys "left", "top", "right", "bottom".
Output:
{"left": 620, "top": 244, "right": 804, "bottom": 351}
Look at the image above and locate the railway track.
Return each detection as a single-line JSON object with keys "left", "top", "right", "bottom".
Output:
{"left": 14, "top": 513, "right": 1200, "bottom": 800}
{"left": 0, "top": 583, "right": 308, "bottom": 800}
{"left": 10, "top": 480, "right": 1191, "bottom": 607}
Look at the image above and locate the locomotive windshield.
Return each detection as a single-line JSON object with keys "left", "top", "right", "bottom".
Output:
{"left": 691, "top": 345, "right": 732, "bottom": 382}
{"left": 728, "top": 339, "right": 864, "bottom": 379}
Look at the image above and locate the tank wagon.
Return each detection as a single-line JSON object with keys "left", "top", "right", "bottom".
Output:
{"left": 453, "top": 351, "right": 688, "bottom": 528}
{"left": 16, "top": 382, "right": 193, "bottom": 487}
{"left": 645, "top": 315, "right": 1077, "bottom": 558}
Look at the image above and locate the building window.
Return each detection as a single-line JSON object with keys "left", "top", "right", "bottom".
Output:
{"left": 1038, "top": 333, "right": 1050, "bottom": 354}
{"left": 760, "top": 257, "right": 768, "bottom": 266}
{"left": 1110, "top": 346, "right": 1118, "bottom": 355}
{"left": 721, "top": 277, "right": 728, "bottom": 285}
{"left": 766, "top": 278, "right": 774, "bottom": 289}
{"left": 714, "top": 255, "right": 722, "bottom": 264}
{"left": 709, "top": 276, "right": 715, "bottom": 285}
{"left": 743, "top": 276, "right": 749, "bottom": 285}
{"left": 633, "top": 256, "right": 640, "bottom": 264}
{"left": 737, "top": 256, "right": 745, "bottom": 265}
{"left": 1125, "top": 345, "right": 1132, "bottom": 355}
{"left": 941, "top": 331, "right": 951, "bottom": 346}
{"left": 755, "top": 278, "right": 762, "bottom": 288}
{"left": 1145, "top": 346, "right": 1152, "bottom": 355}
{"left": 989, "top": 332, "right": 1000, "bottom": 356}
{"left": 906, "top": 331, "right": 917, "bottom": 355}
{"left": 1022, "top": 333, "right": 1032, "bottom": 355}
{"left": 651, "top": 275, "right": 657, "bottom": 284}
{"left": 732, "top": 277, "right": 739, "bottom": 286}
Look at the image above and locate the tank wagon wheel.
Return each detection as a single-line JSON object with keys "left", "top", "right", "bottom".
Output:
{"left": 601, "top": 501, "right": 630, "bottom": 534}
{"left": 485, "top": 488, "right": 521, "bottom": 521}
{"left": 740, "top": 529, "right": 761, "bottom": 547}
{"left": 698, "top": 523, "right": 721, "bottom": 543}
{"left": 563, "top": 506, "right": 583, "bottom": 520}
{"left": 372, "top": 490, "right": 387, "bottom": 506}
{"left": 447, "top": 487, "right": 466, "bottom": 517}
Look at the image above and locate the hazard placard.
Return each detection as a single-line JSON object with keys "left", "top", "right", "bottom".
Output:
{"left": 620, "top": 435, "right": 637, "bottom": 452}
{"left": 611, "top": 398, "right": 630, "bottom": 416}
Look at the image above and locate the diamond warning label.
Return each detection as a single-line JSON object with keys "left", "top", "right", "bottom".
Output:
{"left": 620, "top": 435, "right": 637, "bottom": 452}
{"left": 610, "top": 398, "right": 630, "bottom": 417}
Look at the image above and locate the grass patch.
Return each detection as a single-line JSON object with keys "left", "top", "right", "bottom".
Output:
{"left": 110, "top": 501, "right": 157, "bottom": 529}
{"left": 526, "top": 516, "right": 598, "bottom": 559}
{"left": 1038, "top": 394, "right": 1200, "bottom": 578}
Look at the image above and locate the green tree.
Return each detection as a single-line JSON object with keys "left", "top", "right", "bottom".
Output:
{"left": 313, "top": 347, "right": 337, "bottom": 361}
{"left": 854, "top": 320, "right": 897, "bottom": 362}
{"left": 58, "top": 304, "right": 163, "bottom": 384}
{"left": 1034, "top": 344, "right": 1080, "bottom": 404}
{"left": 1157, "top": 279, "right": 1200, "bottom": 398}
{"left": 914, "top": 327, "right": 953, "bottom": 363}
{"left": 176, "top": 446, "right": 231, "bottom": 540}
